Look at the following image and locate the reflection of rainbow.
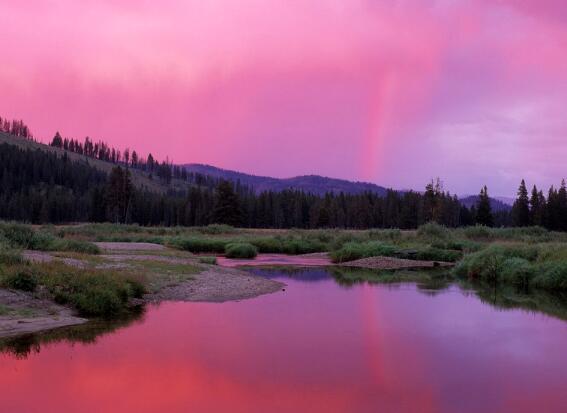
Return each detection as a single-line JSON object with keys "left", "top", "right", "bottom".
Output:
{"left": 359, "top": 284, "right": 438, "bottom": 411}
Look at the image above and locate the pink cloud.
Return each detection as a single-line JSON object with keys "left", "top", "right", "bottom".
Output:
{"left": 1, "top": 0, "right": 567, "bottom": 195}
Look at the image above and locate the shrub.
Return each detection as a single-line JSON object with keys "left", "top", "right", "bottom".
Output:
{"left": 330, "top": 242, "right": 397, "bottom": 263}
{"left": 3, "top": 268, "right": 38, "bottom": 292}
{"left": 52, "top": 239, "right": 101, "bottom": 254}
{"left": 453, "top": 245, "right": 540, "bottom": 282}
{"left": 169, "top": 237, "right": 228, "bottom": 253}
{"left": 225, "top": 242, "right": 258, "bottom": 259}
{"left": 37, "top": 263, "right": 146, "bottom": 317}
{"left": 250, "top": 237, "right": 284, "bottom": 253}
{"left": 0, "top": 223, "right": 36, "bottom": 248}
{"left": 532, "top": 263, "right": 567, "bottom": 291}
{"left": 500, "top": 258, "right": 536, "bottom": 288}
{"left": 415, "top": 247, "right": 462, "bottom": 263}
{"left": 198, "top": 256, "right": 217, "bottom": 265}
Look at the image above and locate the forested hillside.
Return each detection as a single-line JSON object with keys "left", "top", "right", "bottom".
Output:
{"left": 1, "top": 118, "right": 567, "bottom": 230}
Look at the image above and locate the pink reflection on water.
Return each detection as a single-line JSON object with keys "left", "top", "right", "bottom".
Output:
{"left": 0, "top": 271, "right": 566, "bottom": 413}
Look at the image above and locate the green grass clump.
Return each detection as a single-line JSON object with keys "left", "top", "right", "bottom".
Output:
{"left": 169, "top": 237, "right": 229, "bottom": 253}
{"left": 2, "top": 268, "right": 38, "bottom": 292}
{"left": 198, "top": 256, "right": 217, "bottom": 265}
{"left": 0, "top": 249, "right": 24, "bottom": 265}
{"left": 414, "top": 247, "right": 462, "bottom": 263}
{"left": 532, "top": 263, "right": 567, "bottom": 290}
{"left": 330, "top": 241, "right": 397, "bottom": 263}
{"left": 0, "top": 262, "right": 146, "bottom": 317}
{"left": 225, "top": 242, "right": 258, "bottom": 259}
{"left": 0, "top": 223, "right": 99, "bottom": 254}
{"left": 500, "top": 258, "right": 536, "bottom": 288}
{"left": 37, "top": 263, "right": 146, "bottom": 317}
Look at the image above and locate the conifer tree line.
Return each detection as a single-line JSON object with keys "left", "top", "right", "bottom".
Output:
{"left": 1, "top": 118, "right": 567, "bottom": 230}
{"left": 0, "top": 116, "right": 33, "bottom": 139}
{"left": 0, "top": 142, "right": 493, "bottom": 229}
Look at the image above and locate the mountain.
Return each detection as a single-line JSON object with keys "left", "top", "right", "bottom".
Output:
{"left": 183, "top": 164, "right": 389, "bottom": 196}
{"left": 459, "top": 195, "right": 512, "bottom": 212}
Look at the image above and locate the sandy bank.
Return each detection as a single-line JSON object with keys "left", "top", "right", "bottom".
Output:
{"left": 0, "top": 289, "right": 87, "bottom": 338}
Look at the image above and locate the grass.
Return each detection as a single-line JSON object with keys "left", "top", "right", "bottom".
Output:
{"left": 0, "top": 223, "right": 100, "bottom": 254}
{"left": 0, "top": 262, "right": 146, "bottom": 318}
{"left": 225, "top": 242, "right": 258, "bottom": 259}
{"left": 198, "top": 256, "right": 217, "bottom": 265}
{"left": 453, "top": 243, "right": 567, "bottom": 291}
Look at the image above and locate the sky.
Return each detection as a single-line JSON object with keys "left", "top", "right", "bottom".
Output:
{"left": 1, "top": 0, "right": 567, "bottom": 196}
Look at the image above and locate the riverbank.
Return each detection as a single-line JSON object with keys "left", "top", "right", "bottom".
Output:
{"left": 0, "top": 241, "right": 285, "bottom": 338}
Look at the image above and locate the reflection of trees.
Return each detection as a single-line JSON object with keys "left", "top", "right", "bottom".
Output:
{"left": 329, "top": 267, "right": 452, "bottom": 293}
{"left": 0, "top": 306, "right": 146, "bottom": 360}
{"left": 458, "top": 280, "right": 567, "bottom": 321}
{"left": 330, "top": 267, "right": 567, "bottom": 321}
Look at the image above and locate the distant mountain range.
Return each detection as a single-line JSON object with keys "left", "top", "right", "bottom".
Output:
{"left": 458, "top": 195, "right": 513, "bottom": 212}
{"left": 184, "top": 164, "right": 513, "bottom": 211}
{"left": 183, "top": 164, "right": 389, "bottom": 196}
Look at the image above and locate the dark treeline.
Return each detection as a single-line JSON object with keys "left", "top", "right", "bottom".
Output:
{"left": 0, "top": 116, "right": 33, "bottom": 139}
{"left": 48, "top": 132, "right": 220, "bottom": 189}
{"left": 0, "top": 143, "right": 483, "bottom": 228}
{"left": 2, "top": 121, "right": 567, "bottom": 230}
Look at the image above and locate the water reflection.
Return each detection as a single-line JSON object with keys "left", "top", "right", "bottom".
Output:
{"left": 0, "top": 306, "right": 146, "bottom": 359}
{"left": 1, "top": 268, "right": 566, "bottom": 413}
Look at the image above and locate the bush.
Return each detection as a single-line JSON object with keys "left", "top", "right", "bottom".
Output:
{"left": 3, "top": 268, "right": 38, "bottom": 292}
{"left": 250, "top": 237, "right": 284, "bottom": 253}
{"left": 453, "top": 245, "right": 540, "bottom": 282}
{"left": 0, "top": 223, "right": 36, "bottom": 248}
{"left": 37, "top": 263, "right": 146, "bottom": 317}
{"left": 51, "top": 239, "right": 101, "bottom": 254}
{"left": 169, "top": 237, "right": 228, "bottom": 253}
{"left": 532, "top": 263, "right": 567, "bottom": 290}
{"left": 415, "top": 247, "right": 462, "bottom": 263}
{"left": 198, "top": 256, "right": 217, "bottom": 265}
{"left": 225, "top": 242, "right": 258, "bottom": 259}
{"left": 330, "top": 242, "right": 397, "bottom": 263}
{"left": 500, "top": 258, "right": 536, "bottom": 287}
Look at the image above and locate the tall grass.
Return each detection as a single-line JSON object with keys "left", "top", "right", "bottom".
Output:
{"left": 0, "top": 262, "right": 146, "bottom": 317}
{"left": 0, "top": 223, "right": 99, "bottom": 254}
{"left": 225, "top": 242, "right": 258, "bottom": 259}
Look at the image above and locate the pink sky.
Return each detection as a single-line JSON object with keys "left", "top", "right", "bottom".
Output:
{"left": 1, "top": 0, "right": 567, "bottom": 196}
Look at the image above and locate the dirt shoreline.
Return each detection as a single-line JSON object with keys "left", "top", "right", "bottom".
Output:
{"left": 3, "top": 243, "right": 448, "bottom": 339}
{"left": 1, "top": 243, "right": 285, "bottom": 338}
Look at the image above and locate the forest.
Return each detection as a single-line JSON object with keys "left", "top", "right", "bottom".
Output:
{"left": 1, "top": 119, "right": 567, "bottom": 231}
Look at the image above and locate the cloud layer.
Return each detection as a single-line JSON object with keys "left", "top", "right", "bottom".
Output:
{"left": 1, "top": 0, "right": 566, "bottom": 195}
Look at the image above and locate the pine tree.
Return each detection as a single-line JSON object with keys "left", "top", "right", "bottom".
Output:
{"left": 212, "top": 180, "right": 242, "bottom": 226}
{"left": 106, "top": 166, "right": 133, "bottom": 223}
{"left": 50, "top": 132, "right": 63, "bottom": 148}
{"left": 529, "top": 185, "right": 546, "bottom": 227}
{"left": 512, "top": 180, "right": 530, "bottom": 226}
{"left": 476, "top": 186, "right": 493, "bottom": 227}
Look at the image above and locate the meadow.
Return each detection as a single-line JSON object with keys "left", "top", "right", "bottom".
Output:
{"left": 2, "top": 221, "right": 567, "bottom": 324}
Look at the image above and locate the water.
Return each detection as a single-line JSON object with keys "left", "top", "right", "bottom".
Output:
{"left": 1, "top": 268, "right": 567, "bottom": 413}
